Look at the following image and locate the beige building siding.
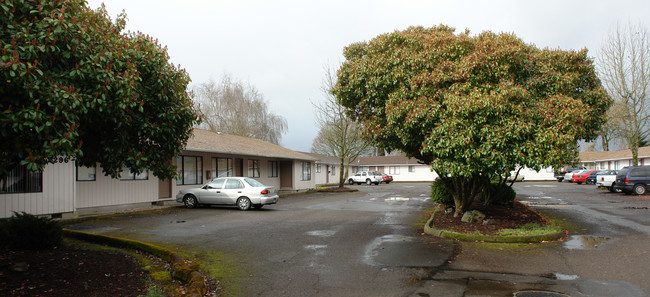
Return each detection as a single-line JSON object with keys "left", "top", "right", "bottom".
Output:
{"left": 76, "top": 168, "right": 158, "bottom": 209}
{"left": 171, "top": 151, "right": 289, "bottom": 196}
{"left": 292, "top": 160, "right": 316, "bottom": 191}
{"left": 1, "top": 162, "right": 75, "bottom": 218}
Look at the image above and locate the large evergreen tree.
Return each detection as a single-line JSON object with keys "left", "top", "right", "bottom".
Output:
{"left": 332, "top": 25, "right": 611, "bottom": 217}
{"left": 1, "top": 0, "right": 201, "bottom": 179}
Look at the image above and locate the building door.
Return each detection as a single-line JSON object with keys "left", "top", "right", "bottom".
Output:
{"left": 326, "top": 165, "right": 330, "bottom": 184}
{"left": 280, "top": 161, "right": 293, "bottom": 190}
{"left": 158, "top": 179, "right": 172, "bottom": 199}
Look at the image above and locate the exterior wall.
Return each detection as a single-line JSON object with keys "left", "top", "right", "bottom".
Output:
{"left": 346, "top": 164, "right": 438, "bottom": 182}
{"left": 171, "top": 151, "right": 286, "bottom": 195}
{"left": 76, "top": 166, "right": 157, "bottom": 209}
{"left": 511, "top": 166, "right": 555, "bottom": 181}
{"left": 1, "top": 162, "right": 75, "bottom": 218}
{"left": 314, "top": 162, "right": 342, "bottom": 186}
{"left": 292, "top": 160, "right": 316, "bottom": 191}
{"left": 388, "top": 164, "right": 438, "bottom": 182}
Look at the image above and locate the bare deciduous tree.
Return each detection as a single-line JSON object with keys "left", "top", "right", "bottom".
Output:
{"left": 598, "top": 101, "right": 629, "bottom": 151}
{"left": 598, "top": 22, "right": 650, "bottom": 164}
{"left": 311, "top": 67, "right": 371, "bottom": 187}
{"left": 194, "top": 75, "right": 288, "bottom": 144}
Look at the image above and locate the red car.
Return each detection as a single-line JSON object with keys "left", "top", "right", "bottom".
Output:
{"left": 571, "top": 170, "right": 596, "bottom": 184}
{"left": 380, "top": 172, "right": 393, "bottom": 184}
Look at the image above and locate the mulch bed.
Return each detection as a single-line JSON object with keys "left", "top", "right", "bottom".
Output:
{"left": 0, "top": 244, "right": 149, "bottom": 297}
{"left": 430, "top": 201, "right": 549, "bottom": 235}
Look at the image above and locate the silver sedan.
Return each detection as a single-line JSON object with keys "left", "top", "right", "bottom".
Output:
{"left": 176, "top": 177, "right": 279, "bottom": 210}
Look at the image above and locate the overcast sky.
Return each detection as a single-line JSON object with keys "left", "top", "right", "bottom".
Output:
{"left": 87, "top": 0, "right": 650, "bottom": 152}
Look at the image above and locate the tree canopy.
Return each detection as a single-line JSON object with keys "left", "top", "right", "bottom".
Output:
{"left": 332, "top": 25, "right": 611, "bottom": 215}
{"left": 311, "top": 67, "right": 371, "bottom": 187}
{"left": 194, "top": 75, "right": 287, "bottom": 145}
{"left": 1, "top": 0, "right": 200, "bottom": 179}
{"left": 598, "top": 22, "right": 650, "bottom": 164}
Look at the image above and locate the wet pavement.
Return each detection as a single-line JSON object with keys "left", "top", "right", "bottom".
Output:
{"left": 66, "top": 182, "right": 649, "bottom": 297}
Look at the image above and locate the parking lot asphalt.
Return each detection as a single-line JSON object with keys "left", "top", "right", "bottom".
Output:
{"left": 66, "top": 182, "right": 649, "bottom": 297}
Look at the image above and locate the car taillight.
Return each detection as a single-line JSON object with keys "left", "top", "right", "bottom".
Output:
{"left": 625, "top": 178, "right": 630, "bottom": 184}
{"left": 261, "top": 189, "right": 269, "bottom": 195}
{"left": 600, "top": 177, "right": 604, "bottom": 181}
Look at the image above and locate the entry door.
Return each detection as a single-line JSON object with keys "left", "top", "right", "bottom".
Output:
{"left": 280, "top": 161, "right": 293, "bottom": 189}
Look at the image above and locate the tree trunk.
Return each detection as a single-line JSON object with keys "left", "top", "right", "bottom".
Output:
{"left": 338, "top": 156, "right": 347, "bottom": 188}
{"left": 439, "top": 174, "right": 488, "bottom": 217}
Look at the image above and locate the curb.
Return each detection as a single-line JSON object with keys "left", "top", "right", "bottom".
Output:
{"left": 63, "top": 229, "right": 207, "bottom": 297}
{"left": 423, "top": 205, "right": 566, "bottom": 243}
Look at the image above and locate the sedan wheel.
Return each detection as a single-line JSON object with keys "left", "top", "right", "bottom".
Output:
{"left": 633, "top": 184, "right": 646, "bottom": 195}
{"left": 184, "top": 195, "right": 199, "bottom": 209}
{"left": 237, "top": 197, "right": 251, "bottom": 210}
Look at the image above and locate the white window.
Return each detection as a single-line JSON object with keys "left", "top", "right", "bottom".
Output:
{"left": 248, "top": 160, "right": 260, "bottom": 178}
{"left": 176, "top": 156, "right": 203, "bottom": 185}
{"left": 213, "top": 157, "right": 233, "bottom": 178}
{"left": 268, "top": 161, "right": 279, "bottom": 178}
{"left": 316, "top": 163, "right": 321, "bottom": 173}
{"left": 77, "top": 164, "right": 96, "bottom": 181}
{"left": 389, "top": 166, "right": 400, "bottom": 175}
{"left": 1, "top": 165, "right": 42, "bottom": 193}
{"left": 408, "top": 166, "right": 415, "bottom": 173}
{"left": 120, "top": 166, "right": 148, "bottom": 180}
{"left": 301, "top": 162, "right": 311, "bottom": 181}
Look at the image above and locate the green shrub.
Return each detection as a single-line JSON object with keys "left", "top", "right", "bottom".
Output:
{"left": 480, "top": 182, "right": 516, "bottom": 205}
{"left": 0, "top": 212, "right": 62, "bottom": 250}
{"left": 430, "top": 178, "right": 454, "bottom": 205}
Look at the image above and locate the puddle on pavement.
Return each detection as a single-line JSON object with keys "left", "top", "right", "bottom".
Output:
{"left": 514, "top": 290, "right": 569, "bottom": 297}
{"left": 563, "top": 235, "right": 611, "bottom": 250}
{"left": 553, "top": 273, "right": 579, "bottom": 280}
{"left": 305, "top": 230, "right": 336, "bottom": 237}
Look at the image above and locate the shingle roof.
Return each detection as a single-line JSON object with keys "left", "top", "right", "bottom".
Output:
{"left": 302, "top": 152, "right": 341, "bottom": 164}
{"left": 185, "top": 129, "right": 317, "bottom": 161}
{"left": 356, "top": 155, "right": 425, "bottom": 166}
{"left": 579, "top": 146, "right": 650, "bottom": 162}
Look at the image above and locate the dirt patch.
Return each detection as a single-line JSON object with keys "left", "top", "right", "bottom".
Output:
{"left": 0, "top": 244, "right": 149, "bottom": 297}
{"left": 429, "top": 201, "right": 550, "bottom": 236}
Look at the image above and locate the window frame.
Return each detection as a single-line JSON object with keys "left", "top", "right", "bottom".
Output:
{"left": 176, "top": 156, "right": 203, "bottom": 185}
{"left": 301, "top": 161, "right": 312, "bottom": 181}
{"left": 213, "top": 157, "right": 233, "bottom": 178}
{"left": 248, "top": 159, "right": 260, "bottom": 178}
{"left": 120, "top": 166, "right": 149, "bottom": 181}
{"left": 1, "top": 165, "right": 43, "bottom": 194}
{"left": 268, "top": 160, "right": 279, "bottom": 178}
{"left": 389, "top": 166, "right": 400, "bottom": 175}
{"left": 77, "top": 164, "right": 97, "bottom": 181}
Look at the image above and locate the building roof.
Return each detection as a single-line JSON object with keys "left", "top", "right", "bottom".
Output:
{"left": 579, "top": 146, "right": 650, "bottom": 162}
{"left": 356, "top": 155, "right": 425, "bottom": 166}
{"left": 302, "top": 152, "right": 341, "bottom": 164}
{"left": 185, "top": 129, "right": 317, "bottom": 161}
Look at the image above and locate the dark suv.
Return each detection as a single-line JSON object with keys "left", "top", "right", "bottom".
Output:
{"left": 614, "top": 166, "right": 650, "bottom": 195}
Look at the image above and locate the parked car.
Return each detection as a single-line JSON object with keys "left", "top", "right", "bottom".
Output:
{"left": 595, "top": 170, "right": 619, "bottom": 192}
{"left": 176, "top": 177, "right": 279, "bottom": 210}
{"left": 555, "top": 167, "right": 585, "bottom": 182}
{"left": 347, "top": 171, "right": 382, "bottom": 185}
{"left": 378, "top": 172, "right": 393, "bottom": 184}
{"left": 564, "top": 169, "right": 586, "bottom": 183}
{"left": 614, "top": 166, "right": 650, "bottom": 195}
{"left": 585, "top": 170, "right": 601, "bottom": 184}
{"left": 571, "top": 170, "right": 596, "bottom": 184}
